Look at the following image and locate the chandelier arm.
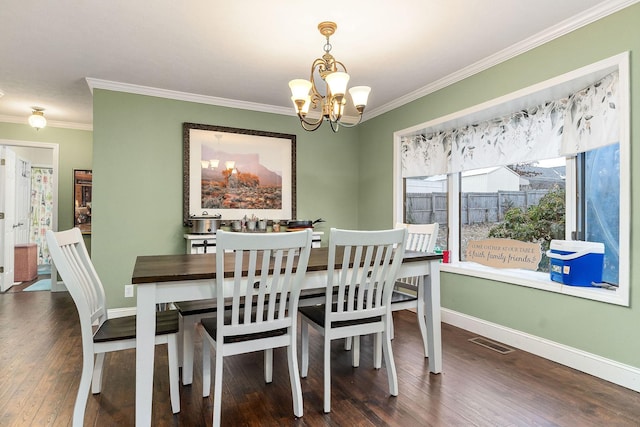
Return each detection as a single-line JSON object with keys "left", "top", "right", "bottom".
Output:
{"left": 309, "top": 58, "right": 330, "bottom": 99}
{"left": 327, "top": 96, "right": 346, "bottom": 123}
{"left": 334, "top": 114, "right": 364, "bottom": 128}
{"left": 333, "top": 60, "right": 348, "bottom": 74}
{"left": 297, "top": 112, "right": 323, "bottom": 128}
{"left": 300, "top": 117, "right": 324, "bottom": 132}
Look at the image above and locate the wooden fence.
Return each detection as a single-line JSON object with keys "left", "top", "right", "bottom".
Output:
{"left": 405, "top": 190, "right": 549, "bottom": 226}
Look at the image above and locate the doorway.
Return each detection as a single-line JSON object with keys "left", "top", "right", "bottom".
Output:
{"left": 0, "top": 139, "right": 59, "bottom": 292}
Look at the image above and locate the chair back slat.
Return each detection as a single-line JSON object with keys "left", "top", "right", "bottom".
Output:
{"left": 394, "top": 223, "right": 439, "bottom": 289}
{"left": 61, "top": 243, "right": 104, "bottom": 324}
{"left": 396, "top": 222, "right": 439, "bottom": 253}
{"left": 46, "top": 228, "right": 108, "bottom": 344}
{"left": 327, "top": 228, "right": 407, "bottom": 323}
{"left": 215, "top": 229, "right": 313, "bottom": 338}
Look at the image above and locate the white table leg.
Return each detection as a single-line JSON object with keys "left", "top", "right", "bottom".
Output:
{"left": 136, "top": 283, "right": 157, "bottom": 426}
{"left": 182, "top": 316, "right": 196, "bottom": 385}
{"left": 424, "top": 260, "right": 442, "bottom": 373}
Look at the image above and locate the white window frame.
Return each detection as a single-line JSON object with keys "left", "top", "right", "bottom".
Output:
{"left": 393, "top": 52, "right": 630, "bottom": 306}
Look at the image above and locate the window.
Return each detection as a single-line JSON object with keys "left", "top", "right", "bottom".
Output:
{"left": 394, "top": 53, "right": 629, "bottom": 306}
{"left": 579, "top": 144, "right": 620, "bottom": 285}
{"left": 458, "top": 159, "right": 566, "bottom": 272}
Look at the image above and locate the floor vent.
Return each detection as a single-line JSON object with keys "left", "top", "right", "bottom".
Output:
{"left": 468, "top": 337, "right": 515, "bottom": 354}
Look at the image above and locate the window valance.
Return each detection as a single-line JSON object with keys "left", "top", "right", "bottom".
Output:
{"left": 401, "top": 71, "right": 619, "bottom": 177}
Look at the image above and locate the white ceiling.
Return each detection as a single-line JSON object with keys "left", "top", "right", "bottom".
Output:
{"left": 0, "top": 0, "right": 635, "bottom": 130}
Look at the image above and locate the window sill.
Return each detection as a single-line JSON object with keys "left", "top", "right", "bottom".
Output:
{"left": 439, "top": 262, "right": 626, "bottom": 306}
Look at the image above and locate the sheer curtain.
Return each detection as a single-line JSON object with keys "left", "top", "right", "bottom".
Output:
{"left": 30, "top": 167, "right": 53, "bottom": 265}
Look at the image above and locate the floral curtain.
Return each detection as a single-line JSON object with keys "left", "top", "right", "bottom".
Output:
{"left": 30, "top": 167, "right": 53, "bottom": 265}
{"left": 561, "top": 71, "right": 619, "bottom": 155}
{"left": 401, "top": 71, "right": 619, "bottom": 177}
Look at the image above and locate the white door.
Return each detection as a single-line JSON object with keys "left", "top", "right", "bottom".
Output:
{"left": 0, "top": 147, "right": 16, "bottom": 291}
{"left": 14, "top": 157, "right": 31, "bottom": 244}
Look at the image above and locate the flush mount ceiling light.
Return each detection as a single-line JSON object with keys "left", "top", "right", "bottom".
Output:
{"left": 289, "top": 21, "right": 371, "bottom": 132}
{"left": 28, "top": 107, "right": 47, "bottom": 130}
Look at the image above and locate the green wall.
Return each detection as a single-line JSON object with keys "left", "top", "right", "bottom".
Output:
{"left": 0, "top": 122, "right": 93, "bottom": 232}
{"left": 91, "top": 91, "right": 360, "bottom": 308}
{"left": 358, "top": 5, "right": 640, "bottom": 368}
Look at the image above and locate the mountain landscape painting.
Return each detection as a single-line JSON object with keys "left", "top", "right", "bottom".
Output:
{"left": 200, "top": 145, "right": 283, "bottom": 210}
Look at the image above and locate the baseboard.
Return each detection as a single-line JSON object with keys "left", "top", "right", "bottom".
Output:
{"left": 442, "top": 308, "right": 640, "bottom": 393}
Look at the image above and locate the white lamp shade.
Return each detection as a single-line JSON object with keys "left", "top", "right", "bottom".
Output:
{"left": 349, "top": 86, "right": 371, "bottom": 107}
{"left": 325, "top": 71, "right": 350, "bottom": 96}
{"left": 201, "top": 160, "right": 209, "bottom": 169}
{"left": 209, "top": 159, "right": 219, "bottom": 168}
{"left": 291, "top": 96, "right": 311, "bottom": 114}
{"left": 289, "top": 79, "right": 312, "bottom": 101}
{"left": 225, "top": 160, "right": 236, "bottom": 170}
{"left": 28, "top": 111, "right": 47, "bottom": 129}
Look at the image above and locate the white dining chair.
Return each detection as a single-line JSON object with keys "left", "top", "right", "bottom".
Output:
{"left": 173, "top": 298, "right": 219, "bottom": 385}
{"left": 46, "top": 228, "right": 180, "bottom": 427}
{"left": 391, "top": 222, "right": 439, "bottom": 356}
{"left": 299, "top": 227, "right": 407, "bottom": 413}
{"left": 200, "top": 229, "right": 313, "bottom": 427}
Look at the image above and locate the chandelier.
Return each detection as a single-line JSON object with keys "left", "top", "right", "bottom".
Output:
{"left": 289, "top": 22, "right": 371, "bottom": 132}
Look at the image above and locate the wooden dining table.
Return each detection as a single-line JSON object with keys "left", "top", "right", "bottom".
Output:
{"left": 132, "top": 247, "right": 442, "bottom": 426}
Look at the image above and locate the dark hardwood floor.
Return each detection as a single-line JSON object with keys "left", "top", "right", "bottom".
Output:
{"left": 1, "top": 290, "right": 639, "bottom": 426}
{"left": 3, "top": 273, "right": 49, "bottom": 292}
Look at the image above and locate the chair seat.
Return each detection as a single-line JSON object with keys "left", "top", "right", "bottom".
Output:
{"left": 176, "top": 290, "right": 334, "bottom": 317}
{"left": 175, "top": 295, "right": 284, "bottom": 315}
{"left": 93, "top": 310, "right": 179, "bottom": 343}
{"left": 201, "top": 315, "right": 287, "bottom": 344}
{"left": 299, "top": 289, "right": 325, "bottom": 300}
{"left": 299, "top": 304, "right": 381, "bottom": 329}
{"left": 391, "top": 290, "right": 418, "bottom": 304}
{"left": 174, "top": 299, "right": 219, "bottom": 316}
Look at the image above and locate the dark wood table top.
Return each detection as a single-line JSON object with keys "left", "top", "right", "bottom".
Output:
{"left": 132, "top": 247, "right": 442, "bottom": 285}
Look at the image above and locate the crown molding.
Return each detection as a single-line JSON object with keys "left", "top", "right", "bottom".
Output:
{"left": 84, "top": 0, "right": 638, "bottom": 125}
{"left": 364, "top": 0, "right": 640, "bottom": 121}
{"left": 85, "top": 78, "right": 294, "bottom": 117}
{"left": 0, "top": 115, "right": 93, "bottom": 131}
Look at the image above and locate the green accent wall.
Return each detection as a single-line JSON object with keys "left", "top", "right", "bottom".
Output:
{"left": 91, "top": 90, "right": 360, "bottom": 308}
{"left": 358, "top": 4, "right": 640, "bottom": 368}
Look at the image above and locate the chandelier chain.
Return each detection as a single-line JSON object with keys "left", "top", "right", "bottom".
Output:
{"left": 323, "top": 37, "right": 332, "bottom": 54}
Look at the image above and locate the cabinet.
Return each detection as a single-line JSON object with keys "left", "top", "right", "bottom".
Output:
{"left": 185, "top": 232, "right": 323, "bottom": 254}
{"left": 15, "top": 243, "right": 37, "bottom": 282}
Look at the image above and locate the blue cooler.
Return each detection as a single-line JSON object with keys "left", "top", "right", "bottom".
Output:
{"left": 546, "top": 240, "right": 604, "bottom": 287}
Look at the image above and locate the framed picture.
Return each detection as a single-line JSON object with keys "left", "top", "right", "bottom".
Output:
{"left": 183, "top": 123, "right": 296, "bottom": 225}
{"left": 73, "top": 169, "right": 92, "bottom": 234}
